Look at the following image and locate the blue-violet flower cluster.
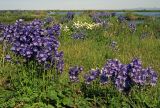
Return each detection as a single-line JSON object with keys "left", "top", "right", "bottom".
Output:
{"left": 69, "top": 66, "right": 83, "bottom": 82}
{"left": 1, "top": 19, "right": 64, "bottom": 73}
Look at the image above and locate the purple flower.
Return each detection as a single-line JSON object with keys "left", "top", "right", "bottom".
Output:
{"left": 5, "top": 55, "right": 11, "bottom": 61}
{"left": 146, "top": 67, "right": 158, "bottom": 86}
{"left": 72, "top": 32, "right": 85, "bottom": 40}
{"left": 45, "top": 17, "right": 53, "bottom": 23}
{"left": 103, "top": 59, "right": 123, "bottom": 77}
{"left": 110, "top": 41, "right": 117, "bottom": 49}
{"left": 61, "top": 12, "right": 75, "bottom": 23}
{"left": 0, "top": 37, "right": 4, "bottom": 42}
{"left": 127, "top": 59, "right": 158, "bottom": 87}
{"left": 118, "top": 15, "right": 126, "bottom": 23}
{"left": 129, "top": 23, "right": 136, "bottom": 33}
{"left": 100, "top": 71, "right": 108, "bottom": 84}
{"left": 92, "top": 16, "right": 102, "bottom": 23}
{"left": 56, "top": 59, "right": 64, "bottom": 74}
{"left": 84, "top": 68, "right": 100, "bottom": 84}
{"left": 1, "top": 19, "right": 63, "bottom": 72}
{"left": 69, "top": 66, "right": 83, "bottom": 82}
{"left": 100, "top": 58, "right": 159, "bottom": 91}
{"left": 150, "top": 73, "right": 158, "bottom": 86}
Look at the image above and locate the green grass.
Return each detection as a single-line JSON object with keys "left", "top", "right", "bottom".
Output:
{"left": 0, "top": 11, "right": 160, "bottom": 107}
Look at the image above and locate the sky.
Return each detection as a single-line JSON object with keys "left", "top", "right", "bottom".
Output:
{"left": 0, "top": 0, "right": 160, "bottom": 10}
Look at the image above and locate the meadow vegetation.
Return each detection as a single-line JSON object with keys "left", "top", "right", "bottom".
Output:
{"left": 0, "top": 10, "right": 160, "bottom": 108}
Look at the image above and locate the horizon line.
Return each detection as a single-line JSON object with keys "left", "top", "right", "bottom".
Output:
{"left": 0, "top": 8, "right": 160, "bottom": 11}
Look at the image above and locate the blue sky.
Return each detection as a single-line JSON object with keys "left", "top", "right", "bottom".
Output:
{"left": 0, "top": 0, "right": 160, "bottom": 10}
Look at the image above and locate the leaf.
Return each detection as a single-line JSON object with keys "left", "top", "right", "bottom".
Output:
{"left": 57, "top": 91, "right": 65, "bottom": 98}
{"left": 47, "top": 90, "right": 58, "bottom": 101}
{"left": 62, "top": 97, "right": 73, "bottom": 106}
{"left": 8, "top": 98, "right": 16, "bottom": 107}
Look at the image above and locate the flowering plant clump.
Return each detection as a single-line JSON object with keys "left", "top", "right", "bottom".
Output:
{"left": 92, "top": 16, "right": 102, "bottom": 24}
{"left": 91, "top": 12, "right": 115, "bottom": 18}
{"left": 118, "top": 15, "right": 127, "bottom": 23}
{"left": 100, "top": 59, "right": 130, "bottom": 91}
{"left": 100, "top": 58, "right": 158, "bottom": 91}
{"left": 92, "top": 18, "right": 108, "bottom": 28}
{"left": 66, "top": 12, "right": 75, "bottom": 20}
{"left": 90, "top": 12, "right": 112, "bottom": 28}
{"left": 44, "top": 17, "right": 53, "bottom": 24}
{"left": 70, "top": 58, "right": 158, "bottom": 92}
{"left": 1, "top": 19, "right": 64, "bottom": 73}
{"left": 62, "top": 25, "right": 70, "bottom": 32}
{"left": 73, "top": 21, "right": 101, "bottom": 30}
{"left": 110, "top": 41, "right": 119, "bottom": 51}
{"left": 71, "top": 32, "right": 85, "bottom": 40}
{"left": 84, "top": 68, "right": 101, "bottom": 84}
{"left": 5, "top": 54, "right": 12, "bottom": 61}
{"left": 69, "top": 66, "right": 83, "bottom": 82}
{"left": 127, "top": 58, "right": 158, "bottom": 86}
{"left": 61, "top": 12, "right": 75, "bottom": 23}
{"left": 129, "top": 23, "right": 136, "bottom": 33}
